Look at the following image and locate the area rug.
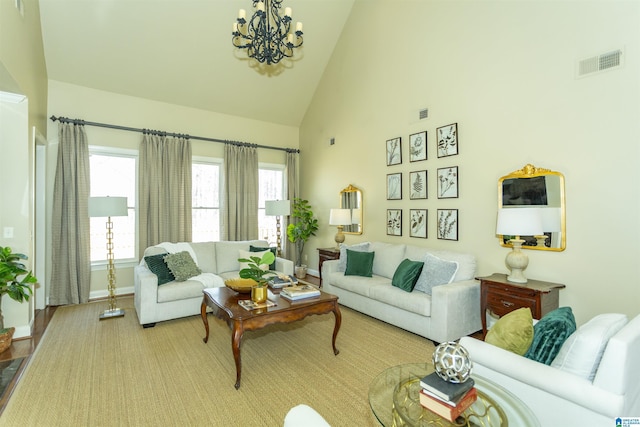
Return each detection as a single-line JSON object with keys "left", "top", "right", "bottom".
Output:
{"left": 0, "top": 297, "right": 435, "bottom": 426}
{"left": 0, "top": 357, "right": 24, "bottom": 401}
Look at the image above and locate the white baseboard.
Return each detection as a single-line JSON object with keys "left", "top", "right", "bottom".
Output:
{"left": 89, "top": 285, "right": 134, "bottom": 301}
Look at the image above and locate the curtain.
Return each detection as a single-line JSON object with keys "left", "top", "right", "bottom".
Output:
{"left": 283, "top": 151, "right": 299, "bottom": 259}
{"left": 138, "top": 134, "right": 192, "bottom": 258}
{"left": 50, "top": 123, "right": 91, "bottom": 305}
{"left": 222, "top": 144, "right": 258, "bottom": 240}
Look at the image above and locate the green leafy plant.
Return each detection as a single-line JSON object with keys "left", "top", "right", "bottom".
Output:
{"left": 238, "top": 251, "right": 276, "bottom": 287}
{"left": 286, "top": 198, "right": 319, "bottom": 266}
{"left": 0, "top": 246, "right": 37, "bottom": 331}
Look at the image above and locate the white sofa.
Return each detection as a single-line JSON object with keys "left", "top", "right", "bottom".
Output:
{"left": 459, "top": 313, "right": 640, "bottom": 426}
{"left": 134, "top": 240, "right": 294, "bottom": 327}
{"left": 321, "top": 242, "right": 481, "bottom": 343}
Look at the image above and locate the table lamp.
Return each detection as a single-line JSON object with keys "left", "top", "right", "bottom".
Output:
{"left": 496, "top": 208, "right": 543, "bottom": 283}
{"left": 265, "top": 200, "right": 290, "bottom": 257}
{"left": 329, "top": 208, "right": 352, "bottom": 249}
{"left": 89, "top": 196, "right": 128, "bottom": 319}
{"left": 533, "top": 207, "right": 561, "bottom": 247}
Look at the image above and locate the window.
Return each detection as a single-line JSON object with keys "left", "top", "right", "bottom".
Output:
{"left": 89, "top": 149, "right": 137, "bottom": 263}
{"left": 258, "top": 165, "right": 285, "bottom": 246}
{"left": 192, "top": 160, "right": 221, "bottom": 242}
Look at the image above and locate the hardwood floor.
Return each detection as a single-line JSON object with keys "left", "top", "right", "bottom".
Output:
{"left": 0, "top": 306, "right": 57, "bottom": 414}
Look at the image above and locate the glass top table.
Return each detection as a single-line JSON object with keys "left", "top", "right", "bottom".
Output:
{"left": 369, "top": 363, "right": 540, "bottom": 427}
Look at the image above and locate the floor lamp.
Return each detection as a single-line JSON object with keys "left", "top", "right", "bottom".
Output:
{"left": 89, "top": 196, "right": 128, "bottom": 320}
{"left": 265, "top": 200, "right": 290, "bottom": 257}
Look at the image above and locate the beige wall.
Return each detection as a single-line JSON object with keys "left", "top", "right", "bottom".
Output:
{"left": 0, "top": 0, "right": 48, "bottom": 336}
{"left": 299, "top": 0, "right": 640, "bottom": 324}
{"left": 46, "top": 80, "right": 299, "bottom": 299}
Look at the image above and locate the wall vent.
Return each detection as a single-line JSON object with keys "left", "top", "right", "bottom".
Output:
{"left": 577, "top": 49, "right": 623, "bottom": 78}
{"left": 418, "top": 108, "right": 429, "bottom": 120}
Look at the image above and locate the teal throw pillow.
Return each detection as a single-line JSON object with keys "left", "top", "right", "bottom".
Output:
{"left": 344, "top": 249, "right": 375, "bottom": 277}
{"left": 250, "top": 245, "right": 277, "bottom": 270}
{"left": 391, "top": 259, "right": 424, "bottom": 292}
{"left": 524, "top": 306, "right": 576, "bottom": 365}
{"left": 144, "top": 253, "right": 175, "bottom": 285}
{"left": 163, "top": 251, "right": 202, "bottom": 282}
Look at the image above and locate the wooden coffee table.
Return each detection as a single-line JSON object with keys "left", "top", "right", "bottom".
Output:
{"left": 201, "top": 286, "right": 341, "bottom": 389}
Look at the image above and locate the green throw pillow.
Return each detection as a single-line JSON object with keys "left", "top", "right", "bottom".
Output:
{"left": 144, "top": 253, "right": 175, "bottom": 285}
{"left": 391, "top": 259, "right": 424, "bottom": 292}
{"left": 524, "top": 306, "right": 576, "bottom": 365}
{"left": 485, "top": 307, "right": 534, "bottom": 355}
{"left": 344, "top": 249, "right": 375, "bottom": 277}
{"left": 250, "top": 245, "right": 277, "bottom": 270}
{"left": 163, "top": 251, "right": 202, "bottom": 282}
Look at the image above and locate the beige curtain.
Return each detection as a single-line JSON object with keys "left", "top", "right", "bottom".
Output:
{"left": 283, "top": 150, "right": 299, "bottom": 258}
{"left": 50, "top": 123, "right": 91, "bottom": 305}
{"left": 222, "top": 144, "right": 258, "bottom": 240}
{"left": 138, "top": 134, "right": 192, "bottom": 257}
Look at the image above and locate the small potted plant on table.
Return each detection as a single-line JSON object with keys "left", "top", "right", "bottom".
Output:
{"left": 286, "top": 198, "right": 319, "bottom": 278}
{"left": 238, "top": 251, "right": 276, "bottom": 303}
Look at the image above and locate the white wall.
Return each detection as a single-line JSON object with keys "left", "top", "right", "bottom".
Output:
{"left": 46, "top": 80, "right": 299, "bottom": 299}
{"left": 299, "top": 0, "right": 640, "bottom": 325}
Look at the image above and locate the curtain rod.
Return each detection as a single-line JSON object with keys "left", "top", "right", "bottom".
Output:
{"left": 49, "top": 116, "right": 300, "bottom": 154}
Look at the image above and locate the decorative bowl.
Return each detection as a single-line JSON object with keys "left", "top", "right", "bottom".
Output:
{"left": 224, "top": 278, "right": 257, "bottom": 294}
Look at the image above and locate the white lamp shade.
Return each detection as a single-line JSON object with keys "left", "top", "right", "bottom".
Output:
{"left": 496, "top": 208, "right": 543, "bottom": 236}
{"left": 265, "top": 200, "right": 291, "bottom": 216}
{"left": 89, "top": 196, "right": 128, "bottom": 218}
{"left": 539, "top": 207, "right": 561, "bottom": 232}
{"left": 329, "top": 208, "right": 352, "bottom": 226}
{"left": 351, "top": 208, "right": 362, "bottom": 224}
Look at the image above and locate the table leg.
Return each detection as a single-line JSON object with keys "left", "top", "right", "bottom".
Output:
{"left": 332, "top": 303, "right": 341, "bottom": 356}
{"left": 201, "top": 298, "right": 210, "bottom": 344}
{"left": 231, "top": 321, "right": 244, "bottom": 389}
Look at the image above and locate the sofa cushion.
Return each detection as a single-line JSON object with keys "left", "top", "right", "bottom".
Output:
{"left": 338, "top": 242, "right": 370, "bottom": 272}
{"left": 370, "top": 242, "right": 406, "bottom": 278}
{"left": 369, "top": 285, "right": 432, "bottom": 317}
{"left": 485, "top": 307, "right": 534, "bottom": 355}
{"left": 328, "top": 272, "right": 389, "bottom": 298}
{"left": 414, "top": 253, "right": 459, "bottom": 295}
{"left": 164, "top": 251, "right": 202, "bottom": 282}
{"left": 215, "top": 240, "right": 265, "bottom": 273}
{"left": 525, "top": 306, "right": 576, "bottom": 365}
{"left": 189, "top": 242, "right": 217, "bottom": 273}
{"left": 144, "top": 253, "right": 175, "bottom": 285}
{"left": 551, "top": 313, "right": 628, "bottom": 381}
{"left": 429, "top": 249, "right": 477, "bottom": 282}
{"left": 157, "top": 278, "right": 206, "bottom": 302}
{"left": 250, "top": 245, "right": 276, "bottom": 270}
{"left": 391, "top": 259, "right": 424, "bottom": 292}
{"left": 345, "top": 249, "right": 375, "bottom": 277}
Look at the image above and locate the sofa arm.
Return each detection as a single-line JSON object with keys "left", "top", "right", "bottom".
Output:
{"left": 429, "top": 279, "right": 481, "bottom": 342}
{"left": 321, "top": 259, "right": 340, "bottom": 279}
{"left": 459, "top": 336, "right": 624, "bottom": 418}
{"left": 276, "top": 257, "right": 294, "bottom": 276}
{"left": 134, "top": 264, "right": 160, "bottom": 325}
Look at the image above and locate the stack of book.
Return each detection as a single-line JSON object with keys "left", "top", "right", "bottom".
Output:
{"left": 418, "top": 372, "right": 477, "bottom": 422}
{"left": 268, "top": 274, "right": 298, "bottom": 289}
{"left": 280, "top": 284, "right": 320, "bottom": 301}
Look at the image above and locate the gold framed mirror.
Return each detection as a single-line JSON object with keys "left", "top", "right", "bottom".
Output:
{"left": 340, "top": 184, "right": 363, "bottom": 235}
{"left": 498, "top": 164, "right": 566, "bottom": 251}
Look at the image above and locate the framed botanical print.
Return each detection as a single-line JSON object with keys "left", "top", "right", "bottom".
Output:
{"left": 409, "top": 170, "right": 427, "bottom": 200}
{"left": 387, "top": 173, "right": 402, "bottom": 200}
{"left": 410, "top": 209, "right": 427, "bottom": 238}
{"left": 437, "top": 123, "right": 458, "bottom": 158}
{"left": 437, "top": 166, "right": 458, "bottom": 199}
{"left": 387, "top": 209, "right": 402, "bottom": 236}
{"left": 409, "top": 131, "right": 427, "bottom": 162}
{"left": 386, "top": 137, "right": 402, "bottom": 166}
{"left": 437, "top": 209, "right": 458, "bottom": 241}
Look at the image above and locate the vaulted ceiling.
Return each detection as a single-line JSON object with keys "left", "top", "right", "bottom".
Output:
{"left": 39, "top": 0, "right": 355, "bottom": 127}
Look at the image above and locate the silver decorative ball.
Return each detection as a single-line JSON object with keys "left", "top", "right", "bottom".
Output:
{"left": 432, "top": 341, "right": 473, "bottom": 383}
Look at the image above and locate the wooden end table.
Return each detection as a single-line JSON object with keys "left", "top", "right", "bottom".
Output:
{"left": 478, "top": 273, "right": 565, "bottom": 337}
{"left": 201, "top": 287, "right": 341, "bottom": 389}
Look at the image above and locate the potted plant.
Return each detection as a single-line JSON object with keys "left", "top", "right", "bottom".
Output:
{"left": 0, "top": 246, "right": 37, "bottom": 353}
{"left": 286, "top": 197, "right": 319, "bottom": 278}
{"left": 238, "top": 251, "right": 276, "bottom": 303}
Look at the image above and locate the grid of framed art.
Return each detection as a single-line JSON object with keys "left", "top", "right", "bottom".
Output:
{"left": 385, "top": 123, "right": 460, "bottom": 241}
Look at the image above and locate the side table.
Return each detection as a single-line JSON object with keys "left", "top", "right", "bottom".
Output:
{"left": 478, "top": 273, "right": 566, "bottom": 337}
{"left": 317, "top": 247, "right": 340, "bottom": 282}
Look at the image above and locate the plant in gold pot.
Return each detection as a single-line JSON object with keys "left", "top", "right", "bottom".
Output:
{"left": 238, "top": 251, "right": 276, "bottom": 303}
{"left": 0, "top": 246, "right": 37, "bottom": 353}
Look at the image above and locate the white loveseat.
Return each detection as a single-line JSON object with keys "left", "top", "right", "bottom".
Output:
{"left": 134, "top": 240, "right": 293, "bottom": 327}
{"left": 321, "top": 242, "right": 481, "bottom": 343}
{"left": 459, "top": 313, "right": 640, "bottom": 426}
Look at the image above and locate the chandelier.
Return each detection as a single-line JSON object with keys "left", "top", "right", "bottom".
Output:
{"left": 232, "top": 0, "right": 303, "bottom": 65}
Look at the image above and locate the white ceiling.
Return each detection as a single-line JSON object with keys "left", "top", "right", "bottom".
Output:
{"left": 38, "top": 0, "right": 355, "bottom": 127}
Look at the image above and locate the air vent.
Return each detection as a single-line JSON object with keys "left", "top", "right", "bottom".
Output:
{"left": 418, "top": 108, "right": 429, "bottom": 120}
{"left": 577, "top": 49, "right": 623, "bottom": 78}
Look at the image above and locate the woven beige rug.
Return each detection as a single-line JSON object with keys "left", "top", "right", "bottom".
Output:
{"left": 0, "top": 297, "right": 435, "bottom": 426}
